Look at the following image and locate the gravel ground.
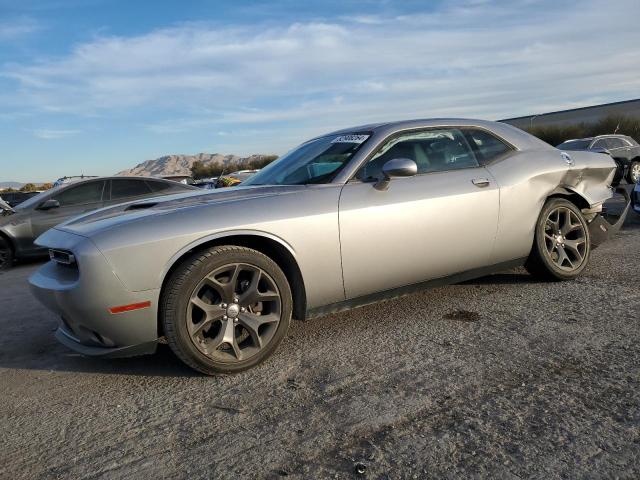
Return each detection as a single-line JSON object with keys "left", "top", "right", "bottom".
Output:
{"left": 1, "top": 200, "right": 639, "bottom": 479}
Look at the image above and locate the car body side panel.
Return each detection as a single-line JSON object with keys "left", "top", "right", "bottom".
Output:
{"left": 69, "top": 185, "right": 345, "bottom": 309}
{"left": 487, "top": 149, "right": 616, "bottom": 264}
{"left": 0, "top": 213, "right": 36, "bottom": 255}
{"left": 339, "top": 168, "right": 500, "bottom": 299}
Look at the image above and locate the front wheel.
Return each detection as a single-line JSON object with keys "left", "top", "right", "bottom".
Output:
{"left": 628, "top": 160, "right": 640, "bottom": 184}
{"left": 161, "top": 246, "right": 292, "bottom": 375}
{"left": 525, "top": 199, "right": 591, "bottom": 281}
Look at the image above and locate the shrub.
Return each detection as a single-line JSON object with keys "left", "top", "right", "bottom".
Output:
{"left": 20, "top": 183, "right": 37, "bottom": 192}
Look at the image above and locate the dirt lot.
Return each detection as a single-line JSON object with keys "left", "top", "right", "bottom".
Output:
{"left": 1, "top": 202, "right": 639, "bottom": 479}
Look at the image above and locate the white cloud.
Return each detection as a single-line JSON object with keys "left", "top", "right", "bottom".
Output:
{"left": 3, "top": 0, "right": 640, "bottom": 137}
{"left": 32, "top": 128, "right": 81, "bottom": 139}
{"left": 0, "top": 17, "right": 41, "bottom": 40}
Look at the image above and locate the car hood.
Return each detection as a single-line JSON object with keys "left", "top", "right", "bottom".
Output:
{"left": 55, "top": 185, "right": 306, "bottom": 237}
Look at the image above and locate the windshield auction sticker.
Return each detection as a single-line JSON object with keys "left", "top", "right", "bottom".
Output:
{"left": 331, "top": 134, "right": 370, "bottom": 144}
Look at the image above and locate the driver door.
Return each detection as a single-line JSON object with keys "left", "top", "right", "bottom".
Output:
{"left": 338, "top": 127, "right": 500, "bottom": 299}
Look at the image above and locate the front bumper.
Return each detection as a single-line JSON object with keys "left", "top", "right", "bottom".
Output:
{"left": 29, "top": 229, "right": 159, "bottom": 358}
{"left": 589, "top": 187, "right": 631, "bottom": 247}
{"left": 55, "top": 328, "right": 157, "bottom": 358}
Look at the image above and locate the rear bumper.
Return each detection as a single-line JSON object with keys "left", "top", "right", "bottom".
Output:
{"left": 28, "top": 229, "right": 160, "bottom": 357}
{"left": 590, "top": 187, "right": 631, "bottom": 247}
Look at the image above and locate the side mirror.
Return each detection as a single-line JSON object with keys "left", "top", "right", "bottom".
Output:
{"left": 38, "top": 199, "right": 60, "bottom": 210}
{"left": 375, "top": 158, "right": 418, "bottom": 191}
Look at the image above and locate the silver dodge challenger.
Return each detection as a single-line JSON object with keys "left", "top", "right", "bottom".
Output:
{"left": 29, "top": 119, "right": 630, "bottom": 374}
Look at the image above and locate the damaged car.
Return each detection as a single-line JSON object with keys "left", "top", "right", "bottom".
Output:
{"left": 29, "top": 119, "right": 630, "bottom": 375}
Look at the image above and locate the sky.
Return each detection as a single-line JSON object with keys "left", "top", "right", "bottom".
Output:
{"left": 0, "top": 0, "right": 639, "bottom": 182}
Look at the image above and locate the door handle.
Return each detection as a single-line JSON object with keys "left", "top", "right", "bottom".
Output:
{"left": 472, "top": 178, "right": 490, "bottom": 187}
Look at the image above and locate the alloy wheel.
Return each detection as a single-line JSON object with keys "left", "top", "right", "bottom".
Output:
{"left": 543, "top": 207, "right": 587, "bottom": 271}
{"left": 187, "top": 263, "right": 282, "bottom": 362}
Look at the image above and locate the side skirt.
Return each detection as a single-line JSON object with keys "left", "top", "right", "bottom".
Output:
{"left": 305, "top": 258, "right": 527, "bottom": 320}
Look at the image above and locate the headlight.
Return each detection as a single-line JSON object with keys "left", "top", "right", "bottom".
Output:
{"left": 49, "top": 249, "right": 76, "bottom": 266}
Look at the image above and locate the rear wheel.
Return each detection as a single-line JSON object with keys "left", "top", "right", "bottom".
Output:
{"left": 161, "top": 246, "right": 292, "bottom": 375}
{"left": 525, "top": 199, "right": 591, "bottom": 281}
{"left": 628, "top": 160, "right": 640, "bottom": 184}
{"left": 0, "top": 237, "right": 13, "bottom": 271}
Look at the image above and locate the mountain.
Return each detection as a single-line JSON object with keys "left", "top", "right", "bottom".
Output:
{"left": 116, "top": 153, "right": 275, "bottom": 178}
{"left": 0, "top": 181, "right": 24, "bottom": 189}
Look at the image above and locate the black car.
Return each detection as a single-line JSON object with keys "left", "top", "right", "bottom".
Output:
{"left": 0, "top": 176, "right": 198, "bottom": 269}
{"left": 0, "top": 191, "right": 40, "bottom": 207}
{"left": 557, "top": 135, "right": 640, "bottom": 184}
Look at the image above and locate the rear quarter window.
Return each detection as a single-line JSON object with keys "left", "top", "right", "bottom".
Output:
{"left": 110, "top": 179, "right": 153, "bottom": 200}
{"left": 462, "top": 129, "right": 513, "bottom": 165}
{"left": 145, "top": 180, "right": 172, "bottom": 193}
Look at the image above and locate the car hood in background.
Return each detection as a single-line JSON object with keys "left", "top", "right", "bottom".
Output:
{"left": 54, "top": 185, "right": 307, "bottom": 237}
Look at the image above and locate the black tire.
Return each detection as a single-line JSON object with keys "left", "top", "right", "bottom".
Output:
{"left": 161, "top": 245, "right": 292, "bottom": 375}
{"left": 525, "top": 198, "right": 591, "bottom": 281}
{"left": 628, "top": 160, "right": 640, "bottom": 184}
{"left": 0, "top": 237, "right": 13, "bottom": 271}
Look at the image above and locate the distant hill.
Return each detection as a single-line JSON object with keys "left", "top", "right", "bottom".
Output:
{"left": 0, "top": 181, "right": 24, "bottom": 189}
{"left": 117, "top": 153, "right": 275, "bottom": 178}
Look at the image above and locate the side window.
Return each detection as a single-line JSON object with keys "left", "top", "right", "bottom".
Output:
{"left": 607, "top": 138, "right": 625, "bottom": 149}
{"left": 462, "top": 129, "right": 512, "bottom": 164}
{"left": 357, "top": 128, "right": 479, "bottom": 180}
{"left": 592, "top": 139, "right": 608, "bottom": 149}
{"left": 146, "top": 180, "right": 172, "bottom": 193}
{"left": 110, "top": 179, "right": 153, "bottom": 200}
{"left": 53, "top": 181, "right": 105, "bottom": 207}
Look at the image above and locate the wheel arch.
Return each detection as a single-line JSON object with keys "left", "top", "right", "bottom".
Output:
{"left": 158, "top": 232, "right": 307, "bottom": 336}
{"left": 546, "top": 187, "right": 591, "bottom": 210}
{"left": 0, "top": 230, "right": 16, "bottom": 255}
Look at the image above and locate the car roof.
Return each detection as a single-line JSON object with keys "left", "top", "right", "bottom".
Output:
{"left": 325, "top": 118, "right": 505, "bottom": 136}
{"left": 55, "top": 176, "right": 190, "bottom": 185}
{"left": 317, "top": 118, "right": 550, "bottom": 151}
{"left": 593, "top": 134, "right": 633, "bottom": 140}
{"left": 564, "top": 134, "right": 631, "bottom": 142}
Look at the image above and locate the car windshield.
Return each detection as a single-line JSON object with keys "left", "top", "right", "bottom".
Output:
{"left": 14, "top": 188, "right": 59, "bottom": 210}
{"left": 557, "top": 139, "right": 591, "bottom": 150}
{"left": 244, "top": 133, "right": 371, "bottom": 186}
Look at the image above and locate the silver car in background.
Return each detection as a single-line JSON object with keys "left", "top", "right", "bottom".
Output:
{"left": 0, "top": 176, "right": 196, "bottom": 269}
{"left": 29, "top": 119, "right": 629, "bottom": 374}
